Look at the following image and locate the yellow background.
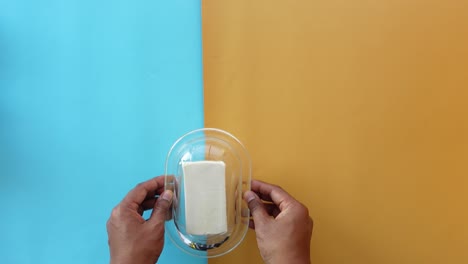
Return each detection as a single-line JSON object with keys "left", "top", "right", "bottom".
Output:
{"left": 203, "top": 0, "right": 468, "bottom": 263}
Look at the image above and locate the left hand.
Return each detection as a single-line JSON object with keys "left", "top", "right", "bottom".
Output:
{"left": 106, "top": 176, "right": 173, "bottom": 264}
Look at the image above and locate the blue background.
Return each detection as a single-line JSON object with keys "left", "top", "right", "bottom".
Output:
{"left": 0, "top": 0, "right": 205, "bottom": 263}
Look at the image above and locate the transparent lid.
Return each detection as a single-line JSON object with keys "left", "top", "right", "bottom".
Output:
{"left": 164, "top": 128, "right": 251, "bottom": 258}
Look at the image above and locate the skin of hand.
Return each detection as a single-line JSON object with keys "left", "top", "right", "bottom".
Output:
{"left": 106, "top": 176, "right": 173, "bottom": 264}
{"left": 244, "top": 180, "right": 313, "bottom": 264}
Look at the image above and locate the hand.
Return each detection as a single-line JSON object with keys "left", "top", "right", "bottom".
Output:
{"left": 244, "top": 180, "right": 313, "bottom": 264}
{"left": 106, "top": 176, "right": 173, "bottom": 264}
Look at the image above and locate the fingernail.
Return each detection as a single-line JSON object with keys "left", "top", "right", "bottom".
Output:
{"left": 244, "top": 191, "right": 256, "bottom": 203}
{"left": 161, "top": 190, "right": 173, "bottom": 202}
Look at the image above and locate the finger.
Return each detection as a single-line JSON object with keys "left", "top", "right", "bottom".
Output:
{"left": 251, "top": 180, "right": 296, "bottom": 211}
{"left": 248, "top": 202, "right": 281, "bottom": 218}
{"left": 244, "top": 191, "right": 270, "bottom": 225}
{"left": 156, "top": 186, "right": 165, "bottom": 194}
{"left": 143, "top": 179, "right": 166, "bottom": 200}
{"left": 254, "top": 191, "right": 274, "bottom": 203}
{"left": 122, "top": 176, "right": 165, "bottom": 210}
{"left": 249, "top": 219, "right": 255, "bottom": 229}
{"left": 146, "top": 186, "right": 165, "bottom": 199}
{"left": 264, "top": 203, "right": 281, "bottom": 218}
{"left": 164, "top": 175, "right": 176, "bottom": 192}
{"left": 138, "top": 198, "right": 158, "bottom": 215}
{"left": 149, "top": 190, "right": 173, "bottom": 225}
{"left": 139, "top": 190, "right": 163, "bottom": 215}
{"left": 146, "top": 185, "right": 164, "bottom": 198}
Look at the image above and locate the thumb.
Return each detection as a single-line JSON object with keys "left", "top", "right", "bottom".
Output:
{"left": 244, "top": 191, "right": 269, "bottom": 225}
{"left": 149, "top": 190, "right": 173, "bottom": 225}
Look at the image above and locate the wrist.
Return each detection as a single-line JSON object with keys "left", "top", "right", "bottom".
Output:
{"left": 268, "top": 255, "right": 310, "bottom": 264}
{"left": 110, "top": 256, "right": 155, "bottom": 264}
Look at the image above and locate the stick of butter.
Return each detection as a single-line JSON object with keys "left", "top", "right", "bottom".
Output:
{"left": 182, "top": 161, "right": 227, "bottom": 235}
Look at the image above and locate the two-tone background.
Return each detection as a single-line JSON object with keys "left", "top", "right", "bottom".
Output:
{"left": 1, "top": 0, "right": 467, "bottom": 263}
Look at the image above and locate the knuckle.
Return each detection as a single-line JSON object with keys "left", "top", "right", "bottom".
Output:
{"left": 250, "top": 202, "right": 260, "bottom": 211}
{"left": 110, "top": 206, "right": 120, "bottom": 218}
{"left": 301, "top": 203, "right": 310, "bottom": 215}
{"left": 248, "top": 198, "right": 261, "bottom": 209}
{"left": 271, "top": 184, "right": 281, "bottom": 190}
{"left": 106, "top": 216, "right": 116, "bottom": 230}
{"left": 293, "top": 201, "right": 309, "bottom": 217}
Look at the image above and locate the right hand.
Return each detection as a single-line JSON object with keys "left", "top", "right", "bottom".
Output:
{"left": 244, "top": 180, "right": 313, "bottom": 264}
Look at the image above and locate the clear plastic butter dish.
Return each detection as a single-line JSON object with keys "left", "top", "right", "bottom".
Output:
{"left": 164, "top": 128, "right": 251, "bottom": 258}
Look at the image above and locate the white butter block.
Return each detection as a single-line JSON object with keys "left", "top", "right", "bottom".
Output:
{"left": 182, "top": 161, "right": 227, "bottom": 235}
